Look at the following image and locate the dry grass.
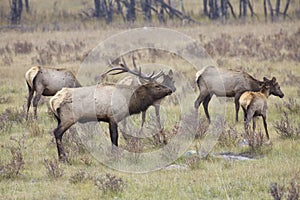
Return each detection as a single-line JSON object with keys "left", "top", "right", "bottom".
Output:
{"left": 0, "top": 19, "right": 299, "bottom": 199}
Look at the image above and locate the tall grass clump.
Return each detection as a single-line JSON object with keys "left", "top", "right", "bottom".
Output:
{"left": 43, "top": 158, "right": 64, "bottom": 178}
{"left": 94, "top": 173, "right": 125, "bottom": 196}
{"left": 274, "top": 98, "right": 300, "bottom": 139}
{"left": 0, "top": 106, "right": 26, "bottom": 133}
{"left": 270, "top": 175, "right": 300, "bottom": 200}
{"left": 0, "top": 135, "right": 27, "bottom": 179}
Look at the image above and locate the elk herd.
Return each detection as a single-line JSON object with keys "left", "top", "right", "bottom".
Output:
{"left": 24, "top": 58, "right": 284, "bottom": 161}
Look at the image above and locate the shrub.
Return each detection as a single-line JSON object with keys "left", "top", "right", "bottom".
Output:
{"left": 218, "top": 124, "right": 240, "bottom": 147}
{"left": 274, "top": 111, "right": 300, "bottom": 139}
{"left": 94, "top": 173, "right": 125, "bottom": 195}
{"left": 13, "top": 41, "right": 33, "bottom": 54}
{"left": 43, "top": 158, "right": 64, "bottom": 178}
{"left": 244, "top": 129, "right": 265, "bottom": 151}
{"left": 0, "top": 135, "right": 26, "bottom": 179}
{"left": 274, "top": 98, "right": 300, "bottom": 139}
{"left": 270, "top": 175, "right": 300, "bottom": 200}
{"left": 0, "top": 106, "right": 26, "bottom": 133}
{"left": 69, "top": 170, "right": 90, "bottom": 184}
{"left": 26, "top": 121, "right": 45, "bottom": 137}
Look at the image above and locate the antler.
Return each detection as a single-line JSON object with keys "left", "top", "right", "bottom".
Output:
{"left": 101, "top": 56, "right": 164, "bottom": 82}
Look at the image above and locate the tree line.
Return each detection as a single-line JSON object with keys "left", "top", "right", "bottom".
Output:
{"left": 8, "top": 0, "right": 293, "bottom": 25}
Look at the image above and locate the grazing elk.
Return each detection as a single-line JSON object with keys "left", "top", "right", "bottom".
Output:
{"left": 239, "top": 77, "right": 284, "bottom": 141}
{"left": 195, "top": 66, "right": 271, "bottom": 123}
{"left": 49, "top": 66, "right": 173, "bottom": 161}
{"left": 103, "top": 57, "right": 176, "bottom": 142}
{"left": 25, "top": 66, "right": 81, "bottom": 120}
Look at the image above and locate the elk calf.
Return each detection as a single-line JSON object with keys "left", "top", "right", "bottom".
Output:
{"left": 25, "top": 66, "right": 81, "bottom": 120}
{"left": 49, "top": 82, "right": 173, "bottom": 161}
{"left": 239, "top": 77, "right": 284, "bottom": 141}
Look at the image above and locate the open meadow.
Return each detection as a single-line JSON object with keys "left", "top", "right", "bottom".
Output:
{"left": 0, "top": 1, "right": 300, "bottom": 199}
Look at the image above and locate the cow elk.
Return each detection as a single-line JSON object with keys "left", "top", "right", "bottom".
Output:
{"left": 239, "top": 77, "right": 284, "bottom": 142}
{"left": 49, "top": 61, "right": 173, "bottom": 161}
{"left": 25, "top": 66, "right": 81, "bottom": 120}
{"left": 195, "top": 66, "right": 282, "bottom": 123}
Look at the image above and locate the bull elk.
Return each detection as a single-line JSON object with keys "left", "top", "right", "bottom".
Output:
{"left": 239, "top": 77, "right": 284, "bottom": 141}
{"left": 25, "top": 66, "right": 81, "bottom": 120}
{"left": 102, "top": 57, "right": 176, "bottom": 142}
{"left": 194, "top": 66, "right": 283, "bottom": 123}
{"left": 49, "top": 62, "right": 173, "bottom": 161}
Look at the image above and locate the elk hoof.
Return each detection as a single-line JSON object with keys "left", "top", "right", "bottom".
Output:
{"left": 59, "top": 155, "right": 69, "bottom": 163}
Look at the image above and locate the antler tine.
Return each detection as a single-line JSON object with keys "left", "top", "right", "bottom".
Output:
{"left": 148, "top": 71, "right": 164, "bottom": 81}
{"left": 132, "top": 56, "right": 138, "bottom": 71}
{"left": 103, "top": 56, "right": 164, "bottom": 82}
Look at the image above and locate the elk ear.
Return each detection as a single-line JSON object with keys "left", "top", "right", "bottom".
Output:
{"left": 168, "top": 70, "right": 173, "bottom": 76}
{"left": 272, "top": 77, "right": 276, "bottom": 83}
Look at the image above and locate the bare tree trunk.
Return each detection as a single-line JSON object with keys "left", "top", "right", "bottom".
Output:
{"left": 227, "top": 0, "right": 236, "bottom": 18}
{"left": 221, "top": 0, "right": 229, "bottom": 20}
{"left": 283, "top": 0, "right": 291, "bottom": 19}
{"left": 203, "top": 0, "right": 208, "bottom": 16}
{"left": 104, "top": 0, "right": 113, "bottom": 24}
{"left": 263, "top": 0, "right": 267, "bottom": 22}
{"left": 248, "top": 0, "right": 254, "bottom": 18}
{"left": 209, "top": 0, "right": 214, "bottom": 19}
{"left": 141, "top": 0, "right": 152, "bottom": 21}
{"left": 275, "top": 0, "right": 280, "bottom": 20}
{"left": 123, "top": 0, "right": 136, "bottom": 22}
{"left": 242, "top": 0, "right": 247, "bottom": 20}
{"left": 116, "top": 0, "right": 126, "bottom": 21}
{"left": 94, "top": 0, "right": 101, "bottom": 18}
{"left": 10, "top": 0, "right": 23, "bottom": 24}
{"left": 180, "top": 0, "right": 185, "bottom": 14}
{"left": 267, "top": 0, "right": 274, "bottom": 21}
{"left": 168, "top": 0, "right": 174, "bottom": 19}
{"left": 25, "top": 0, "right": 30, "bottom": 13}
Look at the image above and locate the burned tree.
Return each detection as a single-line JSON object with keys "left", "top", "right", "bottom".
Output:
{"left": 94, "top": 0, "right": 114, "bottom": 23}
{"left": 206, "top": 0, "right": 236, "bottom": 21}
{"left": 10, "top": 0, "right": 23, "bottom": 24}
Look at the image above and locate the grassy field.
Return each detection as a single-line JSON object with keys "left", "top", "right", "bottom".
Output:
{"left": 0, "top": 5, "right": 300, "bottom": 199}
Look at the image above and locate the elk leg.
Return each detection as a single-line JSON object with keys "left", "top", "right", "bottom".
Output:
{"left": 141, "top": 111, "right": 146, "bottom": 129}
{"left": 26, "top": 83, "right": 34, "bottom": 120}
{"left": 245, "top": 109, "right": 255, "bottom": 136}
{"left": 155, "top": 104, "right": 162, "bottom": 130}
{"left": 153, "top": 104, "right": 164, "bottom": 144}
{"left": 109, "top": 121, "right": 118, "bottom": 146}
{"left": 203, "top": 94, "right": 212, "bottom": 123}
{"left": 32, "top": 90, "right": 43, "bottom": 120}
{"left": 262, "top": 114, "right": 269, "bottom": 140}
{"left": 241, "top": 107, "right": 248, "bottom": 135}
{"left": 242, "top": 107, "right": 247, "bottom": 122}
{"left": 194, "top": 92, "right": 207, "bottom": 110}
{"left": 53, "top": 120, "right": 74, "bottom": 162}
{"left": 252, "top": 116, "right": 257, "bottom": 133}
{"left": 234, "top": 94, "right": 242, "bottom": 122}
{"left": 121, "top": 119, "right": 129, "bottom": 141}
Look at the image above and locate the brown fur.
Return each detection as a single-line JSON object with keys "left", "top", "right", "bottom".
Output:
{"left": 239, "top": 78, "right": 284, "bottom": 141}
{"left": 239, "top": 91, "right": 267, "bottom": 110}
{"left": 194, "top": 66, "right": 264, "bottom": 123}
{"left": 25, "top": 66, "right": 81, "bottom": 120}
{"left": 49, "top": 82, "right": 172, "bottom": 161}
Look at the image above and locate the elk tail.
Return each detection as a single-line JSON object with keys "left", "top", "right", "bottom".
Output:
{"left": 25, "top": 66, "right": 41, "bottom": 89}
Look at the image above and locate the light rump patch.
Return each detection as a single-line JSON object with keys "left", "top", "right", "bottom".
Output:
{"left": 25, "top": 66, "right": 40, "bottom": 88}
